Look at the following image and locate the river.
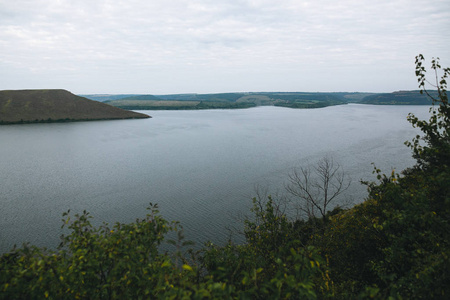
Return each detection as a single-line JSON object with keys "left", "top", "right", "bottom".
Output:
{"left": 0, "top": 104, "right": 431, "bottom": 253}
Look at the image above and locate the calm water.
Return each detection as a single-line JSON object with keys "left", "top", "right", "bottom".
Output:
{"left": 0, "top": 104, "right": 430, "bottom": 253}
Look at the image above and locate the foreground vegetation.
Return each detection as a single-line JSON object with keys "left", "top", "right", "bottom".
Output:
{"left": 1, "top": 56, "right": 449, "bottom": 299}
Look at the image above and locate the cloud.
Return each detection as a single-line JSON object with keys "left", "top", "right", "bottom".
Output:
{"left": 1, "top": 0, "right": 449, "bottom": 93}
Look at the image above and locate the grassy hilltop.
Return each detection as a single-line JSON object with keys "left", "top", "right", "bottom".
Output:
{"left": 359, "top": 90, "right": 436, "bottom": 105}
{"left": 96, "top": 92, "right": 357, "bottom": 110}
{"left": 82, "top": 90, "right": 438, "bottom": 110}
{"left": 0, "top": 89, "right": 150, "bottom": 124}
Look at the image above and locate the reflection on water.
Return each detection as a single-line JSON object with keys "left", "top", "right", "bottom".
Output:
{"left": 0, "top": 104, "right": 430, "bottom": 252}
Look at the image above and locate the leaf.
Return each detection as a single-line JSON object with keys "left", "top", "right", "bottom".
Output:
{"left": 161, "top": 260, "right": 171, "bottom": 268}
{"left": 182, "top": 264, "right": 193, "bottom": 272}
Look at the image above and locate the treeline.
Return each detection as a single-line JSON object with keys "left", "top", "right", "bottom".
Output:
{"left": 1, "top": 57, "right": 449, "bottom": 299}
{"left": 100, "top": 92, "right": 351, "bottom": 110}
{"left": 115, "top": 101, "right": 257, "bottom": 111}
{"left": 359, "top": 90, "right": 437, "bottom": 105}
{"left": 275, "top": 101, "right": 342, "bottom": 109}
{"left": 85, "top": 90, "right": 440, "bottom": 111}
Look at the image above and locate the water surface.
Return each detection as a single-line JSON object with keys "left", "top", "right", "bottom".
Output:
{"left": 0, "top": 104, "right": 430, "bottom": 252}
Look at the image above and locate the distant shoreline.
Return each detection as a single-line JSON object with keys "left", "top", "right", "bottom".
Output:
{"left": 0, "top": 116, "right": 150, "bottom": 125}
{"left": 83, "top": 90, "right": 435, "bottom": 110}
{"left": 1, "top": 89, "right": 436, "bottom": 125}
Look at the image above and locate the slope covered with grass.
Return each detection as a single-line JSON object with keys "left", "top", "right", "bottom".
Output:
{"left": 0, "top": 89, "right": 149, "bottom": 124}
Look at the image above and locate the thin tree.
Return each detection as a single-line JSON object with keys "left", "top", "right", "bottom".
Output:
{"left": 285, "top": 156, "right": 351, "bottom": 221}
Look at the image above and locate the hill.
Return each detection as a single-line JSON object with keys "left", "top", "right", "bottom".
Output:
{"left": 100, "top": 92, "right": 365, "bottom": 110}
{"left": 358, "top": 90, "right": 436, "bottom": 105}
{"left": 78, "top": 94, "right": 141, "bottom": 102}
{"left": 83, "top": 91, "right": 440, "bottom": 109}
{"left": 0, "top": 89, "right": 150, "bottom": 124}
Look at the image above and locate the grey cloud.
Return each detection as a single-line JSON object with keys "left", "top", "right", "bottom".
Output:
{"left": 1, "top": 0, "right": 449, "bottom": 93}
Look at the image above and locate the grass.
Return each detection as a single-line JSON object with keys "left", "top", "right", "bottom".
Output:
{"left": 0, "top": 89, "right": 150, "bottom": 124}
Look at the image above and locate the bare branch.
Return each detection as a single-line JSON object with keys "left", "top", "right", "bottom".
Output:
{"left": 285, "top": 156, "right": 351, "bottom": 220}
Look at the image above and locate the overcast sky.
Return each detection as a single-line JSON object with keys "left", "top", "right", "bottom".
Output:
{"left": 1, "top": 0, "right": 449, "bottom": 94}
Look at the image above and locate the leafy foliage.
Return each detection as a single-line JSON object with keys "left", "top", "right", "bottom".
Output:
{"left": 407, "top": 55, "right": 450, "bottom": 170}
{"left": 0, "top": 204, "right": 178, "bottom": 299}
{"left": 0, "top": 202, "right": 328, "bottom": 299}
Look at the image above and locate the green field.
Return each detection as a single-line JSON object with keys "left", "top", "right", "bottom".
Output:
{"left": 101, "top": 92, "right": 354, "bottom": 110}
{"left": 104, "top": 99, "right": 257, "bottom": 110}
{"left": 83, "top": 91, "right": 440, "bottom": 110}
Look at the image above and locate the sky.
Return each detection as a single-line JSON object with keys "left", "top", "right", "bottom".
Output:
{"left": 1, "top": 0, "right": 449, "bottom": 94}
